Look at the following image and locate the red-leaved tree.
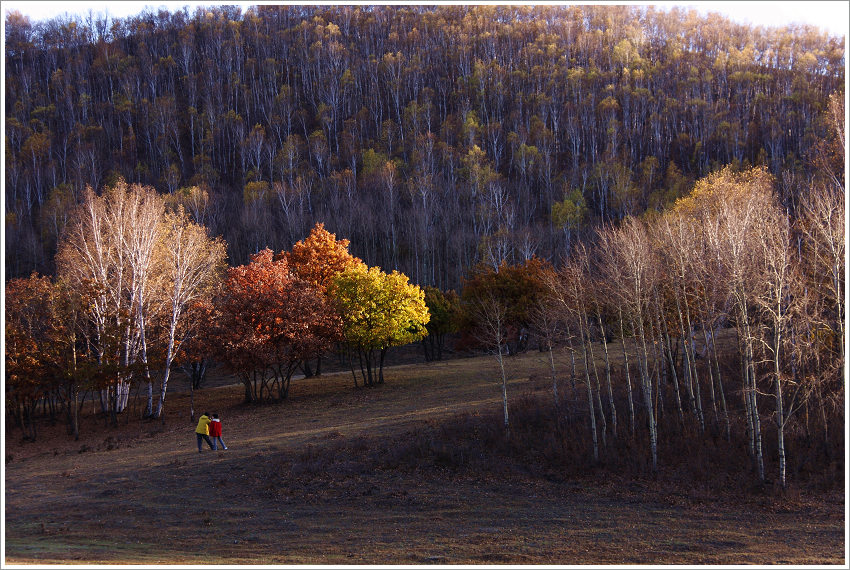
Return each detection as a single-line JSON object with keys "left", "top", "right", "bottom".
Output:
{"left": 202, "top": 249, "right": 341, "bottom": 403}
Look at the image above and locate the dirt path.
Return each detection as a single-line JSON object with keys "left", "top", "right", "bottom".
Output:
{"left": 4, "top": 351, "right": 846, "bottom": 564}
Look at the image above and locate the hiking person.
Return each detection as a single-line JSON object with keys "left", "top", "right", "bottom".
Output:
{"left": 209, "top": 413, "right": 228, "bottom": 450}
{"left": 195, "top": 411, "right": 214, "bottom": 452}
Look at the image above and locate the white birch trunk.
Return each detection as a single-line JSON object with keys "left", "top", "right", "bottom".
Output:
{"left": 618, "top": 309, "right": 636, "bottom": 437}
{"left": 596, "top": 309, "right": 617, "bottom": 438}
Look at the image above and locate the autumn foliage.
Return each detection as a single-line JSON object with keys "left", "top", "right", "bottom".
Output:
{"left": 282, "top": 223, "right": 366, "bottom": 294}
{"left": 421, "top": 286, "right": 462, "bottom": 362}
{"left": 460, "top": 258, "right": 551, "bottom": 353}
{"left": 201, "top": 248, "right": 342, "bottom": 403}
{"left": 5, "top": 275, "right": 60, "bottom": 439}
{"left": 331, "top": 264, "right": 430, "bottom": 386}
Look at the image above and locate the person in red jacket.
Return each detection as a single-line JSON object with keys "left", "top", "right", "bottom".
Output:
{"left": 209, "top": 413, "right": 228, "bottom": 450}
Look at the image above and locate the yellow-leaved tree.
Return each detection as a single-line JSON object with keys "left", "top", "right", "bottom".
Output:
{"left": 331, "top": 264, "right": 429, "bottom": 387}
{"left": 282, "top": 222, "right": 366, "bottom": 377}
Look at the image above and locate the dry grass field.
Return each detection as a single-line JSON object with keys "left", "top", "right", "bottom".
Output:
{"left": 4, "top": 345, "right": 846, "bottom": 565}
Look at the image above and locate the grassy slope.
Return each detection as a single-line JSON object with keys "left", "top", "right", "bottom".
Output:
{"left": 4, "top": 346, "right": 845, "bottom": 564}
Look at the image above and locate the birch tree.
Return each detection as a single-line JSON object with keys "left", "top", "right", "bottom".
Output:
{"left": 678, "top": 166, "right": 775, "bottom": 482}
{"left": 466, "top": 287, "right": 512, "bottom": 435}
{"left": 797, "top": 184, "right": 844, "bottom": 380}
{"left": 655, "top": 211, "right": 706, "bottom": 433}
{"left": 543, "top": 256, "right": 599, "bottom": 462}
{"left": 602, "top": 216, "right": 659, "bottom": 471}
{"left": 123, "top": 184, "right": 165, "bottom": 418}
{"left": 460, "top": 259, "right": 549, "bottom": 435}
{"left": 752, "top": 205, "right": 799, "bottom": 488}
{"left": 56, "top": 183, "right": 138, "bottom": 423}
{"left": 152, "top": 207, "right": 227, "bottom": 419}
{"left": 596, "top": 226, "right": 637, "bottom": 437}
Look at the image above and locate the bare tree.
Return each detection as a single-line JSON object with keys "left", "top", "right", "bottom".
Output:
{"left": 752, "top": 205, "right": 801, "bottom": 488}
{"left": 604, "top": 216, "right": 659, "bottom": 471}
{"left": 56, "top": 183, "right": 140, "bottom": 424}
{"left": 655, "top": 211, "right": 706, "bottom": 433}
{"left": 588, "top": 251, "right": 618, "bottom": 439}
{"left": 798, "top": 184, "right": 845, "bottom": 376}
{"left": 528, "top": 291, "right": 564, "bottom": 412}
{"left": 596, "top": 225, "right": 637, "bottom": 437}
{"left": 544, "top": 254, "right": 599, "bottom": 462}
{"left": 467, "top": 289, "right": 512, "bottom": 435}
{"left": 787, "top": 182, "right": 844, "bottom": 453}
{"left": 122, "top": 184, "right": 165, "bottom": 418}
{"left": 692, "top": 199, "right": 732, "bottom": 441}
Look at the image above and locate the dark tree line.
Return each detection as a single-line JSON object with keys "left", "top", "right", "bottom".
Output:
{"left": 5, "top": 5, "right": 844, "bottom": 287}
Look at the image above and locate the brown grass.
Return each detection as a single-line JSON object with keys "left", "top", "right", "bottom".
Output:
{"left": 4, "top": 344, "right": 846, "bottom": 564}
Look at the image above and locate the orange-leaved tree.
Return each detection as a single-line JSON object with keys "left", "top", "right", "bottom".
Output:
{"left": 281, "top": 222, "right": 366, "bottom": 376}
{"left": 5, "top": 274, "right": 54, "bottom": 440}
{"left": 5, "top": 274, "right": 90, "bottom": 439}
{"left": 203, "top": 249, "right": 341, "bottom": 403}
{"left": 283, "top": 222, "right": 365, "bottom": 294}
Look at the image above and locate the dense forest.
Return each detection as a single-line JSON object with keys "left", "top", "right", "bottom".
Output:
{"left": 4, "top": 4, "right": 845, "bottom": 286}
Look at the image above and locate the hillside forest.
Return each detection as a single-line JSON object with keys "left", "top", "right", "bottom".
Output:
{"left": 4, "top": 4, "right": 845, "bottom": 284}
{"left": 3, "top": 5, "right": 846, "bottom": 491}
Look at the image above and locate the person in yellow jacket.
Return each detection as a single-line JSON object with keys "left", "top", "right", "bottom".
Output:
{"left": 195, "top": 412, "right": 214, "bottom": 452}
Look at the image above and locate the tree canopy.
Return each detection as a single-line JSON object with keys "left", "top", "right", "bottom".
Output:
{"left": 331, "top": 264, "right": 430, "bottom": 386}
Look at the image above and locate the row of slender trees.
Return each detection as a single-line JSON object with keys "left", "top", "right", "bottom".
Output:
{"left": 5, "top": 5, "right": 845, "bottom": 289}
{"left": 5, "top": 182, "right": 430, "bottom": 438}
{"left": 462, "top": 166, "right": 843, "bottom": 488}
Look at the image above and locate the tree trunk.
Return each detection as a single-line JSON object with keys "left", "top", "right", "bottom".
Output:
{"left": 741, "top": 308, "right": 765, "bottom": 482}
{"left": 547, "top": 339, "right": 559, "bottom": 410}
{"left": 585, "top": 367, "right": 598, "bottom": 463}
{"left": 347, "top": 345, "right": 359, "bottom": 388}
{"left": 139, "top": 306, "right": 153, "bottom": 418}
{"left": 72, "top": 388, "right": 80, "bottom": 440}
{"left": 656, "top": 303, "right": 684, "bottom": 431}
{"left": 154, "top": 320, "right": 178, "bottom": 420}
{"left": 699, "top": 318, "right": 719, "bottom": 426}
{"left": 496, "top": 341, "right": 510, "bottom": 437}
{"left": 674, "top": 292, "right": 703, "bottom": 433}
{"left": 707, "top": 321, "right": 731, "bottom": 441}
{"left": 596, "top": 309, "right": 617, "bottom": 438}
{"left": 566, "top": 323, "right": 578, "bottom": 392}
{"left": 741, "top": 333, "right": 755, "bottom": 459}
{"left": 634, "top": 313, "right": 657, "bottom": 472}
{"left": 582, "top": 309, "right": 607, "bottom": 447}
{"left": 774, "top": 325, "right": 786, "bottom": 488}
{"left": 683, "top": 298, "right": 706, "bottom": 434}
{"left": 578, "top": 312, "right": 599, "bottom": 461}
{"left": 302, "top": 359, "right": 314, "bottom": 378}
{"left": 618, "top": 318, "right": 636, "bottom": 437}
{"left": 190, "top": 376, "right": 195, "bottom": 423}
